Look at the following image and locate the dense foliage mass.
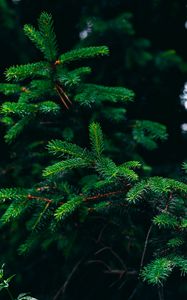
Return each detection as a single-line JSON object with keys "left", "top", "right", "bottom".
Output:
{"left": 0, "top": 1, "right": 187, "bottom": 300}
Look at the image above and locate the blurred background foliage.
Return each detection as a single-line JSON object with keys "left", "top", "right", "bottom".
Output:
{"left": 1, "top": 0, "right": 187, "bottom": 299}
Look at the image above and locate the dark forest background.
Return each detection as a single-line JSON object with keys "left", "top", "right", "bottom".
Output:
{"left": 1, "top": 0, "right": 187, "bottom": 299}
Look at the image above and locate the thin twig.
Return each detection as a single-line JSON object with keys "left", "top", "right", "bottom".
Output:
{"left": 27, "top": 194, "right": 57, "bottom": 204}
{"left": 55, "top": 85, "right": 69, "bottom": 109}
{"left": 87, "top": 259, "right": 112, "bottom": 271}
{"left": 57, "top": 84, "right": 72, "bottom": 105}
{"left": 26, "top": 189, "right": 128, "bottom": 206}
{"left": 164, "top": 192, "right": 173, "bottom": 211}
{"left": 158, "top": 285, "right": 165, "bottom": 300}
{"left": 53, "top": 260, "right": 82, "bottom": 300}
{"left": 95, "top": 246, "right": 126, "bottom": 269}
{"left": 84, "top": 190, "right": 125, "bottom": 201}
{"left": 6, "top": 288, "right": 14, "bottom": 300}
{"left": 96, "top": 224, "right": 108, "bottom": 243}
{"left": 140, "top": 224, "right": 153, "bottom": 268}
{"left": 127, "top": 282, "right": 142, "bottom": 300}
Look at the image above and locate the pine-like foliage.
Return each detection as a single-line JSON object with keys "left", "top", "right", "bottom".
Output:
{"left": 43, "top": 121, "right": 141, "bottom": 182}
{"left": 141, "top": 256, "right": 187, "bottom": 285}
{"left": 132, "top": 120, "right": 168, "bottom": 150}
{"left": 0, "top": 11, "right": 187, "bottom": 298}
{"left": 1, "top": 11, "right": 129, "bottom": 143}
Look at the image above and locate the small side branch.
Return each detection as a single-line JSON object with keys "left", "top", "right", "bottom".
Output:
{"left": 128, "top": 282, "right": 142, "bottom": 300}
{"left": 140, "top": 224, "right": 153, "bottom": 268}
{"left": 55, "top": 85, "right": 69, "bottom": 109}
{"left": 55, "top": 82, "right": 72, "bottom": 109}
{"left": 158, "top": 285, "right": 165, "bottom": 300}
{"left": 53, "top": 260, "right": 82, "bottom": 300}
{"left": 84, "top": 190, "right": 125, "bottom": 201}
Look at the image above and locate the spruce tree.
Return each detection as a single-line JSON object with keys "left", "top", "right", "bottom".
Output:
{"left": 0, "top": 10, "right": 187, "bottom": 300}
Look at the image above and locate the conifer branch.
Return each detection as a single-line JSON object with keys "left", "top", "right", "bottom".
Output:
{"left": 59, "top": 46, "right": 109, "bottom": 64}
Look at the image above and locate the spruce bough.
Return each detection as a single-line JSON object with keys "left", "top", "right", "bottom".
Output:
{"left": 0, "top": 11, "right": 187, "bottom": 296}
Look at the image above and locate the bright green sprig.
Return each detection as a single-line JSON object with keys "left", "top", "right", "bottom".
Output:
{"left": 5, "top": 117, "right": 31, "bottom": 143}
{"left": 0, "top": 200, "right": 28, "bottom": 224}
{"left": 38, "top": 12, "right": 58, "bottom": 61}
{"left": 142, "top": 256, "right": 187, "bottom": 285}
{"left": 54, "top": 196, "right": 82, "bottom": 221}
{"left": 5, "top": 62, "right": 50, "bottom": 81}
{"left": 43, "top": 158, "right": 89, "bottom": 177}
{"left": 58, "top": 67, "right": 92, "bottom": 87}
{"left": 95, "top": 157, "right": 118, "bottom": 178}
{"left": 0, "top": 83, "right": 21, "bottom": 95}
{"left": 126, "top": 177, "right": 187, "bottom": 203}
{"left": 132, "top": 120, "right": 168, "bottom": 150}
{"left": 153, "top": 213, "right": 179, "bottom": 228}
{"left": 141, "top": 258, "right": 173, "bottom": 285}
{"left": 24, "top": 24, "right": 44, "bottom": 55}
{"left": 75, "top": 84, "right": 134, "bottom": 105}
{"left": 89, "top": 122, "right": 104, "bottom": 157}
{"left": 59, "top": 46, "right": 109, "bottom": 64}
{"left": 47, "top": 139, "right": 90, "bottom": 159}
{"left": 24, "top": 12, "right": 58, "bottom": 61}
{"left": 126, "top": 180, "right": 147, "bottom": 203}
{"left": 0, "top": 188, "right": 28, "bottom": 201}
{"left": 38, "top": 101, "right": 60, "bottom": 114}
